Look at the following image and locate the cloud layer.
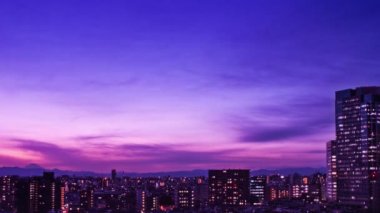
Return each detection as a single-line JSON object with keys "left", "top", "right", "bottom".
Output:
{"left": 0, "top": 137, "right": 325, "bottom": 172}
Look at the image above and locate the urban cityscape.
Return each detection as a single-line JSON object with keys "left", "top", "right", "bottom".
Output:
{"left": 1, "top": 0, "right": 380, "bottom": 213}
{"left": 0, "top": 87, "right": 379, "bottom": 212}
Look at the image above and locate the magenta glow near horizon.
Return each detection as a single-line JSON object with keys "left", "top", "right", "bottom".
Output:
{"left": 0, "top": 0, "right": 379, "bottom": 172}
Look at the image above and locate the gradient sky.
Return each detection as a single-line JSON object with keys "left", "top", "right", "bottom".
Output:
{"left": 0, "top": 0, "right": 380, "bottom": 172}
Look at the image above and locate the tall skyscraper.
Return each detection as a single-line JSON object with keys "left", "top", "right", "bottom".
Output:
{"left": 326, "top": 140, "right": 337, "bottom": 201}
{"left": 334, "top": 87, "right": 380, "bottom": 212}
{"left": 208, "top": 169, "right": 249, "bottom": 209}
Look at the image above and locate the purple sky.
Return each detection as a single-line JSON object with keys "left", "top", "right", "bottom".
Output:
{"left": 0, "top": 0, "right": 380, "bottom": 172}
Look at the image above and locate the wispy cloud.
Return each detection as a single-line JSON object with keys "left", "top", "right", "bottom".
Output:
{"left": 73, "top": 134, "right": 123, "bottom": 141}
{"left": 229, "top": 97, "right": 334, "bottom": 143}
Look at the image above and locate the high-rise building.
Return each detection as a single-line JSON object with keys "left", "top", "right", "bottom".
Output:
{"left": 334, "top": 87, "right": 380, "bottom": 212}
{"left": 208, "top": 169, "right": 249, "bottom": 208}
{"left": 249, "top": 176, "right": 266, "bottom": 205}
{"left": 28, "top": 172, "right": 62, "bottom": 213}
{"left": 326, "top": 140, "right": 337, "bottom": 201}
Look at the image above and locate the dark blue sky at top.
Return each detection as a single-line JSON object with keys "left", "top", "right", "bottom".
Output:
{"left": 1, "top": 0, "right": 379, "bottom": 85}
{"left": 0, "top": 0, "right": 379, "bottom": 172}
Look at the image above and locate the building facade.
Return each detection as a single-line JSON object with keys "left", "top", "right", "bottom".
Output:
{"left": 29, "top": 172, "right": 60, "bottom": 213}
{"left": 335, "top": 87, "right": 380, "bottom": 212}
{"left": 0, "top": 176, "right": 17, "bottom": 212}
{"left": 249, "top": 176, "right": 266, "bottom": 205}
{"left": 175, "top": 185, "right": 195, "bottom": 209}
{"left": 208, "top": 169, "right": 249, "bottom": 208}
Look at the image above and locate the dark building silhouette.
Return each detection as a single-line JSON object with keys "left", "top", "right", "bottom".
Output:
{"left": 334, "top": 87, "right": 380, "bottom": 212}
{"left": 194, "top": 178, "right": 208, "bottom": 209}
{"left": 15, "top": 177, "right": 30, "bottom": 213}
{"left": 93, "top": 190, "right": 124, "bottom": 210}
{"left": 111, "top": 169, "right": 117, "bottom": 181}
{"left": 308, "top": 173, "right": 325, "bottom": 203}
{"left": 208, "top": 169, "right": 249, "bottom": 209}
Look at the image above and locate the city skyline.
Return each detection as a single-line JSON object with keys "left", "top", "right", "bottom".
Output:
{"left": 1, "top": 0, "right": 380, "bottom": 172}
